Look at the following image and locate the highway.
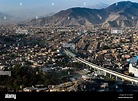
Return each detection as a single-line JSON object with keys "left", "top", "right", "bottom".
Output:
{"left": 64, "top": 49, "right": 138, "bottom": 83}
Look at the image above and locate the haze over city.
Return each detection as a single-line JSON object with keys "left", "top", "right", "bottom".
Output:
{"left": 0, "top": 0, "right": 137, "bottom": 19}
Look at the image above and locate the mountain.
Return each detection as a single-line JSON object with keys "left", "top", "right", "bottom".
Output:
{"left": 88, "top": 3, "right": 109, "bottom": 9}
{"left": 103, "top": 1, "right": 138, "bottom": 27}
{"left": 28, "top": 1, "right": 138, "bottom": 28}
{"left": 0, "top": 12, "right": 21, "bottom": 24}
{"left": 29, "top": 7, "right": 108, "bottom": 26}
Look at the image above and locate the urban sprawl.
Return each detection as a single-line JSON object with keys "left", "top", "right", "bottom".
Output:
{"left": 0, "top": 25, "right": 138, "bottom": 92}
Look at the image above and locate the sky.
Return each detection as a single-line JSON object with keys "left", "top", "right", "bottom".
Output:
{"left": 0, "top": 0, "right": 138, "bottom": 18}
{"left": 0, "top": 0, "right": 138, "bottom": 11}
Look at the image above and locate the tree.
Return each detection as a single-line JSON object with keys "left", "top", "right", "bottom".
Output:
{"left": 13, "top": 79, "right": 20, "bottom": 91}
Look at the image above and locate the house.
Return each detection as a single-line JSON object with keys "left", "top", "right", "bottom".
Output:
{"left": 23, "top": 87, "right": 36, "bottom": 92}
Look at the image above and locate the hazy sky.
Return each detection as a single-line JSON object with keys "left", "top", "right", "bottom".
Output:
{"left": 0, "top": 0, "right": 138, "bottom": 18}
{"left": 0, "top": 0, "right": 138, "bottom": 11}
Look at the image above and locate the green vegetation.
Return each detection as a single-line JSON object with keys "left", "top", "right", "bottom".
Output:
{"left": 66, "top": 62, "right": 83, "bottom": 70}
{"left": 0, "top": 64, "right": 65, "bottom": 92}
{"left": 104, "top": 76, "right": 115, "bottom": 82}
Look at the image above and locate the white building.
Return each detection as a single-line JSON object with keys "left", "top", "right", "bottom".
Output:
{"left": 16, "top": 28, "right": 28, "bottom": 35}
{"left": 82, "top": 75, "right": 92, "bottom": 80}
{"left": 111, "top": 29, "right": 122, "bottom": 34}
{"left": 62, "top": 43, "right": 75, "bottom": 50}
{"left": 129, "top": 63, "right": 138, "bottom": 77}
{"left": 129, "top": 56, "right": 138, "bottom": 77}
{"left": 0, "top": 65, "right": 4, "bottom": 70}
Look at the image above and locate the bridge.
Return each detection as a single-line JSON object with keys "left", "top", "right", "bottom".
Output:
{"left": 68, "top": 33, "right": 84, "bottom": 44}
{"left": 64, "top": 49, "right": 138, "bottom": 84}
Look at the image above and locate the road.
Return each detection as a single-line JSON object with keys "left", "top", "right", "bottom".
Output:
{"left": 65, "top": 49, "right": 138, "bottom": 83}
